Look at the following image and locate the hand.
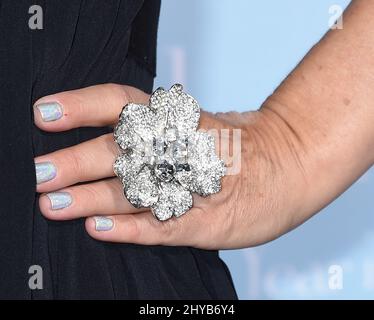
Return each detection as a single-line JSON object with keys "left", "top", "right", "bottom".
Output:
{"left": 34, "top": 0, "right": 374, "bottom": 250}
{"left": 34, "top": 83, "right": 295, "bottom": 249}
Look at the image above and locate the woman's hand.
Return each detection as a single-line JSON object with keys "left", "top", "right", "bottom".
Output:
{"left": 33, "top": 0, "right": 374, "bottom": 250}
{"left": 34, "top": 83, "right": 299, "bottom": 250}
{"left": 33, "top": 79, "right": 374, "bottom": 250}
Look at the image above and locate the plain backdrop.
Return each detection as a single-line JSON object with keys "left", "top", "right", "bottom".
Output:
{"left": 155, "top": 0, "right": 374, "bottom": 299}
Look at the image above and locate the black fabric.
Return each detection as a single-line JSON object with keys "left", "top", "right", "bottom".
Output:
{"left": 0, "top": 0, "right": 237, "bottom": 299}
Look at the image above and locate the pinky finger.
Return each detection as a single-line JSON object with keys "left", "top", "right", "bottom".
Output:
{"left": 85, "top": 209, "right": 202, "bottom": 247}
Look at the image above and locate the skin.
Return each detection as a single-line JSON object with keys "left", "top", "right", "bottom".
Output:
{"left": 34, "top": 0, "right": 374, "bottom": 249}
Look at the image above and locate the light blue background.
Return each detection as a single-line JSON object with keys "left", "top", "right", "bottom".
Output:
{"left": 155, "top": 0, "right": 374, "bottom": 299}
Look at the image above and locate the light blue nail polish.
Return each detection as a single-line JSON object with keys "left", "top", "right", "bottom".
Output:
{"left": 35, "top": 102, "right": 63, "bottom": 122}
{"left": 94, "top": 216, "right": 113, "bottom": 231}
{"left": 35, "top": 162, "right": 57, "bottom": 184}
{"left": 46, "top": 192, "right": 72, "bottom": 210}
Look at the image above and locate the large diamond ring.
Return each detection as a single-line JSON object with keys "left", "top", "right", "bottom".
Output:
{"left": 113, "top": 84, "right": 226, "bottom": 221}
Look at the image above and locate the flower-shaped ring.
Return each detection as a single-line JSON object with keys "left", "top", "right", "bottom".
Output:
{"left": 113, "top": 84, "right": 226, "bottom": 221}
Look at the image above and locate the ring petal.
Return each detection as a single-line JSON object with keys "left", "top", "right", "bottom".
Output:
{"left": 152, "top": 85, "right": 200, "bottom": 137}
{"left": 114, "top": 103, "right": 156, "bottom": 151}
{"left": 151, "top": 181, "right": 193, "bottom": 221}
{"left": 177, "top": 131, "right": 226, "bottom": 196}
{"left": 114, "top": 153, "right": 159, "bottom": 208}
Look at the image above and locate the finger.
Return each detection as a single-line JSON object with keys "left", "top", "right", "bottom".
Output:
{"left": 33, "top": 83, "right": 149, "bottom": 132}
{"left": 85, "top": 208, "right": 207, "bottom": 247}
{"left": 39, "top": 178, "right": 145, "bottom": 221}
{"left": 35, "top": 133, "right": 118, "bottom": 193}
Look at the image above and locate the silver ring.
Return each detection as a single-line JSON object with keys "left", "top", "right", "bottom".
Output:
{"left": 113, "top": 84, "right": 226, "bottom": 221}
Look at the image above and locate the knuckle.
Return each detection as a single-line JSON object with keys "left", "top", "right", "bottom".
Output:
{"left": 59, "top": 91, "right": 85, "bottom": 123}
{"left": 158, "top": 219, "right": 177, "bottom": 243}
{"left": 126, "top": 215, "right": 142, "bottom": 241}
{"left": 79, "top": 184, "right": 100, "bottom": 211}
{"left": 157, "top": 213, "right": 194, "bottom": 246}
{"left": 73, "top": 98, "right": 88, "bottom": 126}
{"left": 100, "top": 133, "right": 120, "bottom": 156}
{"left": 107, "top": 83, "right": 132, "bottom": 106}
{"left": 66, "top": 147, "right": 87, "bottom": 178}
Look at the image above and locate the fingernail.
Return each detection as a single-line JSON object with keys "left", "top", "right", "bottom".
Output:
{"left": 46, "top": 192, "right": 72, "bottom": 210}
{"left": 94, "top": 216, "right": 113, "bottom": 231}
{"left": 35, "top": 162, "right": 57, "bottom": 184}
{"left": 35, "top": 102, "right": 63, "bottom": 122}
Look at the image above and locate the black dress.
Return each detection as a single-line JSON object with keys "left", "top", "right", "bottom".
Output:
{"left": 0, "top": 0, "right": 237, "bottom": 299}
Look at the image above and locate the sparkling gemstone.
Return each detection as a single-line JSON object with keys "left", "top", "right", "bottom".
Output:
{"left": 176, "top": 163, "right": 190, "bottom": 172}
{"left": 113, "top": 84, "right": 226, "bottom": 221}
{"left": 155, "top": 161, "right": 175, "bottom": 182}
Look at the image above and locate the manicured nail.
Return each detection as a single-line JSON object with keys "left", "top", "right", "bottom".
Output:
{"left": 94, "top": 216, "right": 113, "bottom": 231}
{"left": 35, "top": 102, "right": 63, "bottom": 122}
{"left": 35, "top": 162, "right": 57, "bottom": 184}
{"left": 46, "top": 192, "right": 72, "bottom": 210}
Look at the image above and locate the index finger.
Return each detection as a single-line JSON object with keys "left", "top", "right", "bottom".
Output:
{"left": 33, "top": 83, "right": 149, "bottom": 132}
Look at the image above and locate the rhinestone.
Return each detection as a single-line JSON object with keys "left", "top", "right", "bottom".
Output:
{"left": 113, "top": 84, "right": 226, "bottom": 220}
